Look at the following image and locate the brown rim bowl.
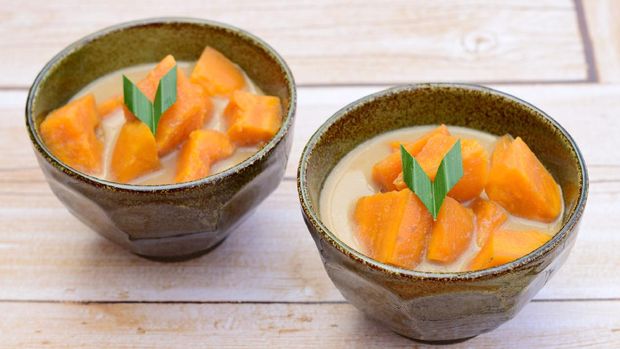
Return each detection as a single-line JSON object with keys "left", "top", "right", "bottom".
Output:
{"left": 26, "top": 18, "right": 296, "bottom": 260}
{"left": 297, "top": 83, "right": 587, "bottom": 341}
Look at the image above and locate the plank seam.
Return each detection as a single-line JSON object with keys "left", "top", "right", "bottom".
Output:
{"left": 295, "top": 79, "right": 594, "bottom": 88}
{"left": 0, "top": 298, "right": 617, "bottom": 305}
{"left": 0, "top": 300, "right": 348, "bottom": 305}
{"left": 574, "top": 0, "right": 599, "bottom": 82}
{"left": 0, "top": 77, "right": 598, "bottom": 91}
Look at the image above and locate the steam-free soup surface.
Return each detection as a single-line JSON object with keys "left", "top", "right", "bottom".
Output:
{"left": 40, "top": 47, "right": 284, "bottom": 186}
{"left": 319, "top": 125, "right": 563, "bottom": 273}
{"left": 73, "top": 62, "right": 261, "bottom": 185}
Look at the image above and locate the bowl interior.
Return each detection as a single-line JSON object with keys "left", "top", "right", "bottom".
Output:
{"left": 300, "top": 84, "right": 586, "bottom": 272}
{"left": 27, "top": 18, "right": 295, "bottom": 188}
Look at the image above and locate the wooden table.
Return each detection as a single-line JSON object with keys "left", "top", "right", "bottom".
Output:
{"left": 1, "top": 1, "right": 618, "bottom": 347}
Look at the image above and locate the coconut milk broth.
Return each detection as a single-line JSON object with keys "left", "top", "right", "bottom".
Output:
{"left": 319, "top": 125, "right": 564, "bottom": 273}
{"left": 72, "top": 62, "right": 262, "bottom": 185}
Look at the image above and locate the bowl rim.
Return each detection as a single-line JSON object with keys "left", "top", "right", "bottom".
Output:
{"left": 25, "top": 17, "right": 296, "bottom": 193}
{"left": 297, "top": 82, "right": 588, "bottom": 280}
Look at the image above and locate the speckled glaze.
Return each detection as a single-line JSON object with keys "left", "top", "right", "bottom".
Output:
{"left": 297, "top": 84, "right": 587, "bottom": 341}
{"left": 26, "top": 18, "right": 296, "bottom": 260}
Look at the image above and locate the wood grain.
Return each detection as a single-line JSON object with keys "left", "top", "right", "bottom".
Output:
{"left": 583, "top": 0, "right": 620, "bottom": 82}
{"left": 1, "top": 301, "right": 619, "bottom": 348}
{"left": 0, "top": 0, "right": 587, "bottom": 87}
{"left": 1, "top": 1, "right": 617, "bottom": 347}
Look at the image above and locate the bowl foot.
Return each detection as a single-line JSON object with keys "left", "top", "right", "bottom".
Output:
{"left": 394, "top": 331, "right": 478, "bottom": 345}
{"left": 134, "top": 235, "right": 229, "bottom": 262}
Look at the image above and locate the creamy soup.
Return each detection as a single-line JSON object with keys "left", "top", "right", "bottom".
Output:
{"left": 73, "top": 62, "right": 262, "bottom": 185}
{"left": 40, "top": 47, "right": 283, "bottom": 186}
{"left": 320, "top": 125, "right": 563, "bottom": 273}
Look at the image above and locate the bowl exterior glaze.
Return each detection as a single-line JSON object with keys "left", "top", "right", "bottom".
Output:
{"left": 26, "top": 18, "right": 296, "bottom": 260}
{"left": 298, "top": 84, "right": 587, "bottom": 341}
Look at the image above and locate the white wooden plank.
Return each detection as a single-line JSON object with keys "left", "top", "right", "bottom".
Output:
{"left": 0, "top": 0, "right": 586, "bottom": 87}
{"left": 0, "top": 179, "right": 337, "bottom": 302}
{"left": 1, "top": 301, "right": 619, "bottom": 348}
{"left": 0, "top": 177, "right": 617, "bottom": 302}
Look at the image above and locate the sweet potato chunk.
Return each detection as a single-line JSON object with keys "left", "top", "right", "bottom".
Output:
{"left": 393, "top": 137, "right": 489, "bottom": 198}
{"left": 175, "top": 129, "right": 235, "bottom": 183}
{"left": 468, "top": 229, "right": 551, "bottom": 271}
{"left": 190, "top": 47, "right": 246, "bottom": 97}
{"left": 372, "top": 125, "right": 451, "bottom": 191}
{"left": 486, "top": 136, "right": 562, "bottom": 222}
{"left": 97, "top": 95, "right": 123, "bottom": 118}
{"left": 392, "top": 134, "right": 458, "bottom": 190}
{"left": 224, "top": 90, "right": 282, "bottom": 146}
{"left": 447, "top": 139, "right": 489, "bottom": 202}
{"left": 427, "top": 197, "right": 474, "bottom": 264}
{"left": 124, "top": 55, "right": 213, "bottom": 156}
{"left": 471, "top": 198, "right": 507, "bottom": 247}
{"left": 40, "top": 94, "right": 103, "bottom": 174}
{"left": 414, "top": 134, "right": 459, "bottom": 181}
{"left": 354, "top": 190, "right": 432, "bottom": 269}
{"left": 388, "top": 125, "right": 450, "bottom": 153}
{"left": 110, "top": 121, "right": 160, "bottom": 183}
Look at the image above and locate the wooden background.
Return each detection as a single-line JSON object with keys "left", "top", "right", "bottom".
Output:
{"left": 1, "top": 0, "right": 619, "bottom": 347}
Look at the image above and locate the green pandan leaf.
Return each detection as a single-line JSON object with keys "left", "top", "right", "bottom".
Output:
{"left": 123, "top": 65, "right": 177, "bottom": 135}
{"left": 122, "top": 76, "right": 153, "bottom": 129}
{"left": 400, "top": 140, "right": 463, "bottom": 220}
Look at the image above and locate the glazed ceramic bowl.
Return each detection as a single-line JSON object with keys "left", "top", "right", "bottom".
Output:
{"left": 26, "top": 18, "right": 296, "bottom": 260}
{"left": 298, "top": 84, "right": 587, "bottom": 341}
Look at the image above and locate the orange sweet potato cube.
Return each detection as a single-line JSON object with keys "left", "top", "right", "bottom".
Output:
{"left": 393, "top": 138, "right": 490, "bottom": 199}
{"left": 392, "top": 136, "right": 489, "bottom": 203}
{"left": 175, "top": 129, "right": 235, "bottom": 183}
{"left": 447, "top": 138, "right": 490, "bottom": 202}
{"left": 392, "top": 133, "right": 458, "bottom": 190}
{"left": 471, "top": 198, "right": 507, "bottom": 247}
{"left": 372, "top": 125, "right": 451, "bottom": 191}
{"left": 190, "top": 47, "right": 247, "bottom": 97}
{"left": 388, "top": 124, "right": 451, "bottom": 153}
{"left": 110, "top": 121, "right": 160, "bottom": 183}
{"left": 124, "top": 55, "right": 213, "bottom": 156}
{"left": 414, "top": 134, "right": 459, "bottom": 181}
{"left": 39, "top": 94, "right": 103, "bottom": 174}
{"left": 427, "top": 196, "right": 474, "bottom": 264}
{"left": 354, "top": 190, "right": 432, "bottom": 269}
{"left": 468, "top": 229, "right": 551, "bottom": 271}
{"left": 224, "top": 90, "right": 282, "bottom": 146}
{"left": 485, "top": 136, "right": 562, "bottom": 222}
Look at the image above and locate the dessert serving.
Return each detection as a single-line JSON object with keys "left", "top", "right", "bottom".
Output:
{"left": 298, "top": 84, "right": 587, "bottom": 341}
{"left": 26, "top": 19, "right": 295, "bottom": 259}
{"left": 39, "top": 47, "right": 282, "bottom": 185}
{"left": 320, "top": 124, "right": 563, "bottom": 272}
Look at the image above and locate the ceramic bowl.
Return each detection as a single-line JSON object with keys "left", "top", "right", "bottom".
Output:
{"left": 26, "top": 18, "right": 296, "bottom": 260}
{"left": 297, "top": 84, "right": 587, "bottom": 341}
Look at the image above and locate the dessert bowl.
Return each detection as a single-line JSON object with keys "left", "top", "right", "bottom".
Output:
{"left": 297, "top": 83, "right": 587, "bottom": 341}
{"left": 26, "top": 18, "right": 296, "bottom": 260}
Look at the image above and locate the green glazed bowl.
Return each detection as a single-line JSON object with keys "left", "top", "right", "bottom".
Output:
{"left": 298, "top": 84, "right": 587, "bottom": 341}
{"left": 26, "top": 18, "right": 296, "bottom": 260}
